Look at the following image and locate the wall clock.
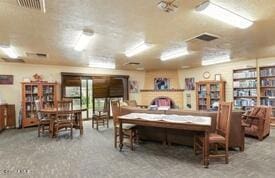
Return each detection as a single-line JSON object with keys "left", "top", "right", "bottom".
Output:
{"left": 203, "top": 71, "right": 210, "bottom": 79}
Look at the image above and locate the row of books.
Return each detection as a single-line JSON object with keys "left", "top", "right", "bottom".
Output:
{"left": 25, "top": 87, "right": 38, "bottom": 94}
{"left": 25, "top": 95, "right": 39, "bottom": 102}
{"left": 43, "top": 86, "right": 54, "bottom": 94}
{"left": 233, "top": 80, "right": 257, "bottom": 88}
{"left": 261, "top": 99, "right": 275, "bottom": 107}
{"left": 198, "top": 91, "right": 207, "bottom": 98}
{"left": 234, "top": 98, "right": 256, "bottom": 107}
{"left": 233, "top": 70, "right": 256, "bottom": 79}
{"left": 261, "top": 79, "right": 275, "bottom": 87}
{"left": 198, "top": 99, "right": 207, "bottom": 105}
{"left": 234, "top": 89, "right": 257, "bottom": 97}
{"left": 210, "top": 93, "right": 220, "bottom": 98}
{"left": 210, "top": 84, "right": 220, "bottom": 91}
{"left": 260, "top": 68, "right": 275, "bottom": 77}
{"left": 263, "top": 90, "right": 275, "bottom": 97}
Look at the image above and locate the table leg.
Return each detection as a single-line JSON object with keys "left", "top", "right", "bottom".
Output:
{"left": 48, "top": 113, "right": 54, "bottom": 138}
{"left": 119, "top": 120, "right": 123, "bottom": 151}
{"left": 204, "top": 131, "right": 209, "bottom": 168}
{"left": 78, "top": 112, "right": 83, "bottom": 135}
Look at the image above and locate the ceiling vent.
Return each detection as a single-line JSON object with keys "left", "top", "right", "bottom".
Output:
{"left": 17, "top": 0, "right": 46, "bottom": 13}
{"left": 124, "top": 62, "right": 141, "bottom": 66}
{"left": 1, "top": 58, "right": 25, "bottom": 63}
{"left": 195, "top": 33, "right": 218, "bottom": 41}
{"left": 26, "top": 52, "right": 48, "bottom": 58}
{"left": 186, "top": 33, "right": 219, "bottom": 42}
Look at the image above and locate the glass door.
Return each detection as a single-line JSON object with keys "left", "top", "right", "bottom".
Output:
{"left": 81, "top": 79, "right": 93, "bottom": 119}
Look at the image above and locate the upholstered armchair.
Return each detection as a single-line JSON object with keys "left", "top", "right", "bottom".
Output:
{"left": 242, "top": 106, "right": 272, "bottom": 140}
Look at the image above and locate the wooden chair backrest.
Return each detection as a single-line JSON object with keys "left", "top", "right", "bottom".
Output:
{"left": 126, "top": 100, "right": 137, "bottom": 107}
{"left": 216, "top": 102, "right": 232, "bottom": 142}
{"left": 57, "top": 100, "right": 73, "bottom": 111}
{"left": 103, "top": 98, "right": 110, "bottom": 113}
{"left": 35, "top": 100, "right": 43, "bottom": 120}
{"left": 111, "top": 100, "right": 120, "bottom": 126}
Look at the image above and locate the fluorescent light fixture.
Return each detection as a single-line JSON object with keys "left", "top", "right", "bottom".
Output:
{"left": 202, "top": 55, "right": 231, "bottom": 66}
{"left": 74, "top": 30, "right": 94, "bottom": 51}
{"left": 125, "top": 41, "right": 152, "bottom": 57}
{"left": 196, "top": 1, "right": 253, "bottom": 29}
{"left": 136, "top": 67, "right": 144, "bottom": 71}
{"left": 160, "top": 48, "right": 189, "bottom": 61}
{"left": 89, "top": 62, "right": 115, "bottom": 69}
{"left": 41, "top": 0, "right": 46, "bottom": 13}
{"left": 0, "top": 45, "right": 18, "bottom": 59}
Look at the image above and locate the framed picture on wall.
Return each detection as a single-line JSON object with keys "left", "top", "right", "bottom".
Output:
{"left": 129, "top": 80, "right": 139, "bottom": 93}
{"left": 185, "top": 77, "right": 195, "bottom": 90}
{"left": 154, "top": 78, "right": 170, "bottom": 90}
{"left": 0, "top": 75, "right": 13, "bottom": 85}
{"left": 215, "top": 74, "right": 222, "bottom": 81}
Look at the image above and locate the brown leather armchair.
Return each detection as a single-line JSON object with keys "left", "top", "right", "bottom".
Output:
{"left": 242, "top": 106, "right": 272, "bottom": 140}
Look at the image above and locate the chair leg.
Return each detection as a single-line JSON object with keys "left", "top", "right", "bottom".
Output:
{"left": 114, "top": 128, "right": 117, "bottom": 148}
{"left": 71, "top": 125, "right": 73, "bottom": 139}
{"left": 42, "top": 125, "right": 45, "bottom": 134}
{"left": 130, "top": 131, "right": 134, "bottom": 151}
{"left": 225, "top": 145, "right": 229, "bottom": 164}
{"left": 38, "top": 124, "right": 41, "bottom": 137}
{"left": 92, "top": 118, "right": 94, "bottom": 128}
{"left": 96, "top": 119, "right": 99, "bottom": 130}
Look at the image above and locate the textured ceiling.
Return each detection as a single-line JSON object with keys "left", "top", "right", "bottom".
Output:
{"left": 1, "top": 0, "right": 275, "bottom": 70}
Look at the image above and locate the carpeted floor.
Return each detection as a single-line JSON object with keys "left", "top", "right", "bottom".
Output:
{"left": 0, "top": 121, "right": 275, "bottom": 178}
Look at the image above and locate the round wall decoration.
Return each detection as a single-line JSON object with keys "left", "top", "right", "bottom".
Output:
{"left": 203, "top": 71, "right": 211, "bottom": 79}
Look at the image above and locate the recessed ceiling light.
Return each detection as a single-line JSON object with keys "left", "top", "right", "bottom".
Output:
{"left": 89, "top": 56, "right": 115, "bottom": 69}
{"left": 125, "top": 41, "right": 153, "bottom": 57}
{"left": 136, "top": 67, "right": 144, "bottom": 71}
{"left": 202, "top": 55, "right": 231, "bottom": 66}
{"left": 74, "top": 29, "right": 94, "bottom": 51}
{"left": 0, "top": 45, "right": 18, "bottom": 59}
{"left": 181, "top": 66, "right": 190, "bottom": 69}
{"left": 160, "top": 47, "right": 189, "bottom": 61}
{"left": 89, "top": 62, "right": 115, "bottom": 69}
{"left": 196, "top": 1, "right": 253, "bottom": 29}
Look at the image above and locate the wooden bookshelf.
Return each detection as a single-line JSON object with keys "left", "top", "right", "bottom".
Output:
{"left": 259, "top": 66, "right": 275, "bottom": 125}
{"left": 21, "top": 82, "right": 57, "bottom": 128}
{"left": 233, "top": 67, "right": 257, "bottom": 110}
{"left": 196, "top": 80, "right": 226, "bottom": 111}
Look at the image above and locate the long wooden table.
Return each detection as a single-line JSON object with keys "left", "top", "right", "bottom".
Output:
{"left": 40, "top": 108, "right": 87, "bottom": 137}
{"left": 118, "top": 113, "right": 211, "bottom": 168}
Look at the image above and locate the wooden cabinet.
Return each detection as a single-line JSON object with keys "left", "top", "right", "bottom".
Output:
{"left": 22, "top": 82, "right": 57, "bottom": 128}
{"left": 196, "top": 80, "right": 226, "bottom": 111}
{"left": 0, "top": 104, "right": 16, "bottom": 132}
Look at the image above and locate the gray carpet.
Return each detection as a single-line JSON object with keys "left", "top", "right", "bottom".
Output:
{"left": 0, "top": 121, "right": 275, "bottom": 178}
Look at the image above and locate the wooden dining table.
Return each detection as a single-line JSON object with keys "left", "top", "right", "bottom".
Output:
{"left": 118, "top": 113, "right": 211, "bottom": 168}
{"left": 40, "top": 108, "right": 87, "bottom": 138}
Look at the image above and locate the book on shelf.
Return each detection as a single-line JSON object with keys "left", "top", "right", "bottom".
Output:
{"left": 260, "top": 68, "right": 275, "bottom": 77}
{"left": 234, "top": 98, "right": 256, "bottom": 107}
{"left": 261, "top": 98, "right": 275, "bottom": 107}
{"left": 234, "top": 89, "right": 257, "bottom": 97}
{"left": 233, "top": 70, "right": 256, "bottom": 79}
{"left": 261, "top": 79, "right": 275, "bottom": 87}
{"left": 233, "top": 80, "right": 257, "bottom": 88}
{"left": 263, "top": 90, "right": 275, "bottom": 97}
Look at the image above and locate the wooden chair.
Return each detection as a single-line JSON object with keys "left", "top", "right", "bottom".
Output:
{"left": 242, "top": 106, "right": 272, "bottom": 140}
{"left": 54, "top": 100, "right": 74, "bottom": 139}
{"left": 92, "top": 98, "right": 109, "bottom": 130}
{"left": 111, "top": 100, "right": 137, "bottom": 150}
{"left": 194, "top": 102, "right": 233, "bottom": 164}
{"left": 35, "top": 100, "right": 50, "bottom": 137}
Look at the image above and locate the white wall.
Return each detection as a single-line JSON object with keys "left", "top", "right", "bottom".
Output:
{"left": 0, "top": 62, "right": 145, "bottom": 126}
